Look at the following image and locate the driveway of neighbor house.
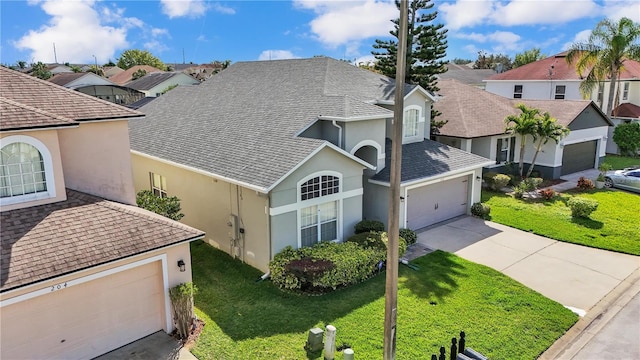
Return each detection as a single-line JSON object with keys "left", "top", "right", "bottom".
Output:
{"left": 416, "top": 216, "right": 639, "bottom": 315}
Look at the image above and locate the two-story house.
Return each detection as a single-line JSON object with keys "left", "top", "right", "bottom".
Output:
{"left": 0, "top": 67, "right": 204, "bottom": 359}
{"left": 484, "top": 52, "right": 640, "bottom": 154}
{"left": 128, "top": 57, "right": 492, "bottom": 273}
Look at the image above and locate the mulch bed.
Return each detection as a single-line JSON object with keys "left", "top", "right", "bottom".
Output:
{"left": 172, "top": 319, "right": 205, "bottom": 350}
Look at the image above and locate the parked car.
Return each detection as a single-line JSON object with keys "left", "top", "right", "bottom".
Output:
{"left": 604, "top": 167, "right": 640, "bottom": 193}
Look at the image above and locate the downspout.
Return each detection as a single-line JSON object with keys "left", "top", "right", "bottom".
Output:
{"left": 331, "top": 120, "right": 343, "bottom": 149}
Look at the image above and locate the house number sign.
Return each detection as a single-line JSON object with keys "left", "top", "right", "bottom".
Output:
{"left": 50, "top": 282, "right": 68, "bottom": 292}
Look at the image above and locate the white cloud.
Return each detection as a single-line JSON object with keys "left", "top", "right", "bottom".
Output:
{"left": 160, "top": 0, "right": 207, "bottom": 18}
{"left": 440, "top": 0, "right": 600, "bottom": 30}
{"left": 562, "top": 29, "right": 592, "bottom": 50}
{"left": 456, "top": 31, "right": 521, "bottom": 45}
{"left": 258, "top": 50, "right": 300, "bottom": 61}
{"left": 354, "top": 54, "right": 376, "bottom": 67}
{"left": 211, "top": 3, "right": 235, "bottom": 15}
{"left": 602, "top": 0, "right": 640, "bottom": 22}
{"left": 295, "top": 0, "right": 397, "bottom": 47}
{"left": 13, "top": 0, "right": 130, "bottom": 64}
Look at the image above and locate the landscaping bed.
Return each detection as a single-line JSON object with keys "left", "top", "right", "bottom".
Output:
{"left": 481, "top": 189, "right": 640, "bottom": 255}
{"left": 189, "top": 241, "right": 577, "bottom": 360}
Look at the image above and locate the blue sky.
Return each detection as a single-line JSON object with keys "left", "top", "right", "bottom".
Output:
{"left": 1, "top": 0, "right": 638, "bottom": 67}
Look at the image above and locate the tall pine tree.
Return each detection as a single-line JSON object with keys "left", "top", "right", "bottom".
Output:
{"left": 372, "top": 0, "right": 448, "bottom": 93}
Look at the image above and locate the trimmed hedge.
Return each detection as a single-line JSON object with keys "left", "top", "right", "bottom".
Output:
{"left": 346, "top": 231, "right": 407, "bottom": 256}
{"left": 354, "top": 219, "right": 385, "bottom": 234}
{"left": 471, "top": 202, "right": 491, "bottom": 219}
{"left": 269, "top": 242, "right": 382, "bottom": 293}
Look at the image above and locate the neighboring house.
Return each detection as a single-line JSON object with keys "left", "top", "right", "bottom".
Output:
{"left": 103, "top": 65, "right": 125, "bottom": 78}
{"left": 125, "top": 71, "right": 200, "bottom": 97}
{"left": 128, "top": 57, "right": 492, "bottom": 272}
{"left": 484, "top": 51, "right": 640, "bottom": 115}
{"left": 438, "top": 62, "right": 496, "bottom": 88}
{"left": 0, "top": 67, "right": 204, "bottom": 360}
{"left": 46, "top": 63, "right": 73, "bottom": 74}
{"left": 109, "top": 65, "right": 163, "bottom": 85}
{"left": 48, "top": 72, "right": 145, "bottom": 105}
{"left": 434, "top": 79, "right": 613, "bottom": 178}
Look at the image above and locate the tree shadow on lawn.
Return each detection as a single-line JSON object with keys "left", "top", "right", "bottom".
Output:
{"left": 571, "top": 216, "right": 604, "bottom": 229}
{"left": 400, "top": 250, "right": 466, "bottom": 302}
{"left": 189, "top": 241, "right": 462, "bottom": 342}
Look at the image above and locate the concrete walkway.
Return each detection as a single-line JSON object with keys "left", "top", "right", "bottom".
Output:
{"left": 547, "top": 169, "right": 600, "bottom": 193}
{"left": 93, "top": 331, "right": 197, "bottom": 360}
{"left": 416, "top": 216, "right": 639, "bottom": 314}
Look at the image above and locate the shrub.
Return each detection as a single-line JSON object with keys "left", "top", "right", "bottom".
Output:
{"left": 136, "top": 190, "right": 184, "bottom": 220}
{"left": 169, "top": 282, "right": 198, "bottom": 339}
{"left": 470, "top": 202, "right": 491, "bottom": 219}
{"left": 346, "top": 231, "right": 407, "bottom": 256}
{"left": 612, "top": 122, "right": 640, "bottom": 156}
{"left": 269, "top": 242, "right": 383, "bottom": 293}
{"left": 567, "top": 197, "right": 599, "bottom": 218}
{"left": 354, "top": 219, "right": 385, "bottom": 234}
{"left": 523, "top": 177, "right": 543, "bottom": 191}
{"left": 399, "top": 228, "right": 417, "bottom": 245}
{"left": 576, "top": 176, "right": 595, "bottom": 190}
{"left": 482, "top": 171, "right": 498, "bottom": 189}
{"left": 538, "top": 188, "right": 557, "bottom": 200}
{"left": 492, "top": 174, "right": 511, "bottom": 191}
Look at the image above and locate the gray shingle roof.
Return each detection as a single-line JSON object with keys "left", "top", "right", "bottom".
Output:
{"left": 126, "top": 72, "right": 194, "bottom": 91}
{"left": 1, "top": 189, "right": 204, "bottom": 292}
{"left": 129, "top": 57, "right": 411, "bottom": 191}
{"left": 372, "top": 139, "right": 493, "bottom": 184}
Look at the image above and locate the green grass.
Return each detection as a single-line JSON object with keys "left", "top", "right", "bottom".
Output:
{"left": 482, "top": 190, "right": 640, "bottom": 255}
{"left": 603, "top": 154, "right": 640, "bottom": 170}
{"left": 190, "top": 241, "right": 577, "bottom": 360}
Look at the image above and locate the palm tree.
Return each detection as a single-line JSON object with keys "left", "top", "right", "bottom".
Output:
{"left": 526, "top": 112, "right": 570, "bottom": 178}
{"left": 505, "top": 104, "right": 539, "bottom": 177}
{"left": 565, "top": 17, "right": 640, "bottom": 116}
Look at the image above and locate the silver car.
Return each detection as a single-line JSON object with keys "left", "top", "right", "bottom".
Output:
{"left": 604, "top": 167, "right": 640, "bottom": 193}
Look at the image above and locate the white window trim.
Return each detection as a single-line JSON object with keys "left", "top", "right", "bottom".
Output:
{"left": 296, "top": 171, "right": 343, "bottom": 248}
{"left": 150, "top": 172, "right": 168, "bottom": 198}
{"left": 496, "top": 136, "right": 514, "bottom": 164}
{"left": 0, "top": 135, "right": 56, "bottom": 206}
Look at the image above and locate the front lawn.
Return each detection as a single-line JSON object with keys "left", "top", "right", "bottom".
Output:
{"left": 603, "top": 154, "right": 640, "bottom": 170}
{"left": 189, "top": 241, "right": 576, "bottom": 360}
{"left": 482, "top": 189, "right": 640, "bottom": 255}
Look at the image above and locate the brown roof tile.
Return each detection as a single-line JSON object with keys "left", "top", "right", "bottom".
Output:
{"left": 109, "top": 65, "right": 163, "bottom": 85}
{"left": 0, "top": 97, "right": 77, "bottom": 131}
{"left": 1, "top": 189, "right": 204, "bottom": 292}
{"left": 435, "top": 79, "right": 604, "bottom": 138}
{"left": 613, "top": 103, "right": 640, "bottom": 118}
{"left": 0, "top": 67, "right": 143, "bottom": 126}
{"left": 48, "top": 72, "right": 87, "bottom": 86}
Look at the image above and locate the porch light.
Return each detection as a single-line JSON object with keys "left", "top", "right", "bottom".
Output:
{"left": 177, "top": 259, "right": 186, "bottom": 272}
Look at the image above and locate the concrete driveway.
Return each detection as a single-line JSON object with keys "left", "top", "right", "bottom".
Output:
{"left": 417, "top": 216, "right": 639, "bottom": 315}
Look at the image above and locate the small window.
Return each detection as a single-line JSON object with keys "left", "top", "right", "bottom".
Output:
{"left": 0, "top": 143, "right": 47, "bottom": 198}
{"left": 514, "top": 85, "right": 523, "bottom": 99}
{"left": 555, "top": 85, "right": 566, "bottom": 99}
{"left": 622, "top": 82, "right": 629, "bottom": 101}
{"left": 403, "top": 108, "right": 419, "bottom": 138}
{"left": 597, "top": 84, "right": 604, "bottom": 105}
{"left": 496, "top": 137, "right": 515, "bottom": 164}
{"left": 150, "top": 172, "right": 167, "bottom": 198}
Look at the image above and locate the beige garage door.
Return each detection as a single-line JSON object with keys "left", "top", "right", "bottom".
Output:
{"left": 406, "top": 176, "right": 469, "bottom": 230}
{"left": 0, "top": 261, "right": 165, "bottom": 360}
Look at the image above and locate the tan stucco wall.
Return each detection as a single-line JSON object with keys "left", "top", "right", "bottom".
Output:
{"left": 131, "top": 153, "right": 270, "bottom": 271}
{"left": 0, "top": 130, "right": 67, "bottom": 211}
{"left": 0, "top": 242, "right": 192, "bottom": 360}
{"left": 58, "top": 120, "right": 136, "bottom": 204}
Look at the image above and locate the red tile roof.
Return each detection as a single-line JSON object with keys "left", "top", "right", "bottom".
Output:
{"left": 435, "top": 79, "right": 608, "bottom": 138}
{"left": 109, "top": 65, "right": 163, "bottom": 85}
{"left": 0, "top": 66, "right": 142, "bottom": 130}
{"left": 486, "top": 52, "right": 640, "bottom": 81}
{"left": 1, "top": 189, "right": 204, "bottom": 292}
{"left": 613, "top": 103, "right": 640, "bottom": 118}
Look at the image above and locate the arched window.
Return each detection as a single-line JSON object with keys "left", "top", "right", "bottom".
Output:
{"left": 299, "top": 174, "right": 340, "bottom": 247}
{"left": 0, "top": 136, "right": 55, "bottom": 204}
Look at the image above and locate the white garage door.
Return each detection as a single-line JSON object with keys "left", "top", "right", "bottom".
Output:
{"left": 0, "top": 261, "right": 165, "bottom": 360}
{"left": 406, "top": 176, "right": 469, "bottom": 230}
